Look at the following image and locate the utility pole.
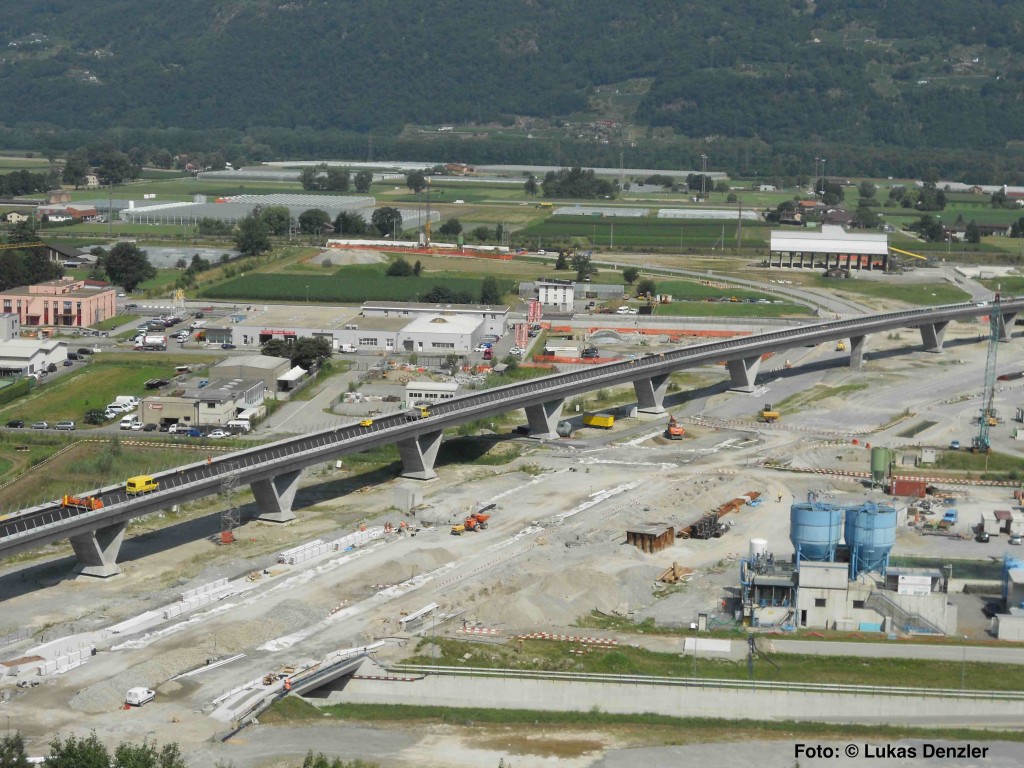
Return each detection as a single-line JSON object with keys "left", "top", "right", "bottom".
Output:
{"left": 700, "top": 154, "right": 708, "bottom": 199}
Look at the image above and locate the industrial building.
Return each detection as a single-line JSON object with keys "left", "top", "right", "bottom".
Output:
{"left": 996, "top": 556, "right": 1024, "bottom": 641}
{"left": 768, "top": 225, "right": 891, "bottom": 271}
{"left": 0, "top": 277, "right": 116, "bottom": 328}
{"left": 361, "top": 301, "right": 508, "bottom": 338}
{"left": 140, "top": 378, "right": 266, "bottom": 429}
{"left": 740, "top": 501, "right": 956, "bottom": 635}
{"left": 209, "top": 355, "right": 292, "bottom": 395}
{"left": 405, "top": 380, "right": 459, "bottom": 404}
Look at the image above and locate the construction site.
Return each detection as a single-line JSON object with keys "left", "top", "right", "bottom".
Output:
{"left": 2, "top": 282, "right": 1024, "bottom": 765}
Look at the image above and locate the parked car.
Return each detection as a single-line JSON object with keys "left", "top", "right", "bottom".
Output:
{"left": 142, "top": 423, "right": 158, "bottom": 432}
{"left": 126, "top": 303, "right": 138, "bottom": 309}
{"left": 31, "top": 421, "right": 48, "bottom": 429}
{"left": 207, "top": 429, "right": 230, "bottom": 439}
{"left": 1009, "top": 534, "right": 1022, "bottom": 546}
{"left": 54, "top": 421, "right": 76, "bottom": 431}
{"left": 67, "top": 352, "right": 82, "bottom": 361}
{"left": 76, "top": 348, "right": 94, "bottom": 356}
{"left": 976, "top": 531, "right": 991, "bottom": 543}
{"left": 5, "top": 420, "right": 24, "bottom": 428}
{"left": 46, "top": 363, "right": 57, "bottom": 373}
{"left": 130, "top": 421, "right": 145, "bottom": 431}
{"left": 221, "top": 343, "right": 236, "bottom": 350}
{"left": 63, "top": 359, "right": 74, "bottom": 367}
{"left": 144, "top": 378, "right": 169, "bottom": 390}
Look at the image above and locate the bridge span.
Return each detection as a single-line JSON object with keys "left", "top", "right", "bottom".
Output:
{"left": 0, "top": 298, "right": 1017, "bottom": 576}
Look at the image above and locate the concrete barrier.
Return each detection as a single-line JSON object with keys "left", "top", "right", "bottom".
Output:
{"left": 181, "top": 577, "right": 228, "bottom": 601}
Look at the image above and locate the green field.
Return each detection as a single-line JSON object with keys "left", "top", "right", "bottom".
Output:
{"left": 808, "top": 277, "right": 969, "bottom": 305}
{"left": 652, "top": 300, "right": 810, "bottom": 318}
{"left": 0, "top": 352, "right": 216, "bottom": 426}
{"left": 200, "top": 264, "right": 514, "bottom": 303}
{"left": 518, "top": 215, "right": 769, "bottom": 250}
{"left": 93, "top": 313, "right": 138, "bottom": 331}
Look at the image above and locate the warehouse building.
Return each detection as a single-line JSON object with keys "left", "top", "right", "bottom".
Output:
{"left": 209, "top": 355, "right": 292, "bottom": 394}
{"left": 140, "top": 378, "right": 266, "bottom": 429}
{"left": 768, "top": 225, "right": 891, "bottom": 271}
{"left": 361, "top": 301, "right": 508, "bottom": 337}
{"left": 0, "top": 337, "right": 67, "bottom": 377}
{"left": 405, "top": 380, "right": 459, "bottom": 404}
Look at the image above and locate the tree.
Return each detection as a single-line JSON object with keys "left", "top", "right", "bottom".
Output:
{"left": 438, "top": 218, "right": 462, "bottom": 237}
{"left": 622, "top": 266, "right": 640, "bottom": 284}
{"left": 480, "top": 275, "right": 502, "bottom": 304}
{"left": 325, "top": 167, "right": 350, "bottom": 192}
{"left": 636, "top": 278, "right": 657, "bottom": 297}
{"left": 290, "top": 336, "right": 333, "bottom": 370}
{"left": 24, "top": 249, "right": 63, "bottom": 284}
{"left": 442, "top": 353, "right": 462, "bottom": 374}
{"left": 494, "top": 223, "right": 505, "bottom": 243}
{"left": 470, "top": 225, "right": 491, "bottom": 242}
{"left": 299, "top": 164, "right": 326, "bottom": 191}
{"left": 97, "top": 150, "right": 135, "bottom": 185}
{"left": 371, "top": 206, "right": 402, "bottom": 237}
{"left": 858, "top": 181, "right": 877, "bottom": 200}
{"left": 523, "top": 175, "right": 539, "bottom": 197}
{"left": 422, "top": 285, "right": 473, "bottom": 303}
{"left": 554, "top": 251, "right": 568, "bottom": 270}
{"left": 413, "top": 259, "right": 422, "bottom": 276}
{"left": 45, "top": 732, "right": 110, "bottom": 768}
{"left": 0, "top": 731, "right": 29, "bottom": 768}
{"left": 104, "top": 242, "right": 156, "bottom": 292}
{"left": 259, "top": 206, "right": 292, "bottom": 236}
{"left": 910, "top": 214, "right": 944, "bottom": 242}
{"left": 570, "top": 250, "right": 597, "bottom": 281}
{"left": 112, "top": 740, "right": 187, "bottom": 768}
{"left": 406, "top": 170, "right": 427, "bottom": 194}
{"left": 334, "top": 210, "right": 367, "bottom": 236}
{"left": 235, "top": 213, "right": 272, "bottom": 256}
{"left": 851, "top": 208, "right": 881, "bottom": 229}
{"left": 187, "top": 254, "right": 211, "bottom": 274}
{"left": 262, "top": 338, "right": 291, "bottom": 359}
{"left": 353, "top": 170, "right": 373, "bottom": 193}
{"left": 385, "top": 257, "right": 413, "bottom": 276}
{"left": 298, "top": 208, "right": 331, "bottom": 235}
{"left": 965, "top": 220, "right": 981, "bottom": 244}
{"left": 63, "top": 150, "right": 90, "bottom": 189}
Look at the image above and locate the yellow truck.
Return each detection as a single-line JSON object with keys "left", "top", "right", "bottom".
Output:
{"left": 125, "top": 475, "right": 158, "bottom": 495}
{"left": 582, "top": 412, "right": 615, "bottom": 429}
{"left": 759, "top": 404, "right": 780, "bottom": 423}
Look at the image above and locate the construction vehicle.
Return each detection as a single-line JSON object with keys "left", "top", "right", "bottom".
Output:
{"left": 405, "top": 404, "right": 430, "bottom": 421}
{"left": 665, "top": 415, "right": 685, "bottom": 440}
{"left": 972, "top": 294, "right": 1002, "bottom": 453}
{"left": 450, "top": 523, "right": 466, "bottom": 536}
{"left": 835, "top": 340, "right": 846, "bottom": 352}
{"left": 61, "top": 494, "right": 103, "bottom": 511}
{"left": 759, "top": 404, "right": 780, "bottom": 423}
{"left": 125, "top": 475, "right": 158, "bottom": 495}
{"left": 582, "top": 412, "right": 615, "bottom": 429}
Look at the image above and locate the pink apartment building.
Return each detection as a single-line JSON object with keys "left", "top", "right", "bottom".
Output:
{"left": 0, "top": 277, "right": 116, "bottom": 328}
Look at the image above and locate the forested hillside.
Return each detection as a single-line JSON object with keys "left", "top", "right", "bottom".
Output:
{"left": 2, "top": 0, "right": 1023, "bottom": 178}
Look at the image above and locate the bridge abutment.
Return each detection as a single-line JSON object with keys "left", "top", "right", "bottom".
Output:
{"left": 523, "top": 399, "right": 566, "bottom": 440}
{"left": 70, "top": 521, "right": 127, "bottom": 578}
{"left": 397, "top": 430, "right": 443, "bottom": 480}
{"left": 849, "top": 335, "right": 866, "bottom": 368}
{"left": 919, "top": 321, "right": 948, "bottom": 352}
{"left": 726, "top": 356, "right": 762, "bottom": 392}
{"left": 251, "top": 470, "right": 301, "bottom": 522}
{"left": 633, "top": 374, "right": 670, "bottom": 413}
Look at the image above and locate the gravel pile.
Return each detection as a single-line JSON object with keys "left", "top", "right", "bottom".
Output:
{"left": 70, "top": 647, "right": 210, "bottom": 713}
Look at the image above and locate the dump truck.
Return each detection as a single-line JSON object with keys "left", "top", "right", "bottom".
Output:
{"left": 405, "top": 405, "right": 430, "bottom": 421}
{"left": 582, "top": 412, "right": 615, "bottom": 429}
{"left": 469, "top": 512, "right": 491, "bottom": 529}
{"left": 759, "top": 404, "right": 780, "bottom": 423}
{"left": 61, "top": 494, "right": 103, "bottom": 511}
{"left": 463, "top": 517, "right": 481, "bottom": 532}
{"left": 665, "top": 415, "right": 685, "bottom": 440}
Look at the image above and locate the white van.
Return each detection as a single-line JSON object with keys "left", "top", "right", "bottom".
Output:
{"left": 338, "top": 343, "right": 358, "bottom": 354}
{"left": 120, "top": 415, "right": 140, "bottom": 430}
{"left": 125, "top": 687, "right": 155, "bottom": 707}
{"left": 226, "top": 419, "right": 251, "bottom": 433}
{"left": 115, "top": 396, "right": 140, "bottom": 408}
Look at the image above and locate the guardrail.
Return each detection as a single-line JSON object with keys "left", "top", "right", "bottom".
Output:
{"left": 389, "top": 664, "right": 1024, "bottom": 701}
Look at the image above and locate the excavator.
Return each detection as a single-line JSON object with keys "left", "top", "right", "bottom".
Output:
{"left": 665, "top": 415, "right": 685, "bottom": 440}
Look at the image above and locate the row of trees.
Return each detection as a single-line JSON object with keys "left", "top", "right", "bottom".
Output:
{"left": 298, "top": 165, "right": 373, "bottom": 193}
{"left": 0, "top": 222, "right": 64, "bottom": 290}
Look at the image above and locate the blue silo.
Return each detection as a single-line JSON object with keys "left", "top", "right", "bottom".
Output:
{"left": 845, "top": 502, "right": 897, "bottom": 578}
{"left": 790, "top": 503, "right": 843, "bottom": 562}
{"left": 1004, "top": 555, "right": 1024, "bottom": 608}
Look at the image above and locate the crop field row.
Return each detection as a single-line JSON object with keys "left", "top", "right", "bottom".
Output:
{"left": 518, "top": 215, "right": 769, "bottom": 249}
{"left": 200, "top": 264, "right": 513, "bottom": 303}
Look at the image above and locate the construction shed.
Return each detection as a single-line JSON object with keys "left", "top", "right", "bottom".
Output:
{"left": 626, "top": 527, "right": 675, "bottom": 553}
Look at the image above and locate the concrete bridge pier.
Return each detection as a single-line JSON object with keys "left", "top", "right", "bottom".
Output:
{"left": 998, "top": 312, "right": 1017, "bottom": 341}
{"left": 849, "top": 335, "right": 866, "bottom": 368}
{"left": 397, "top": 430, "right": 443, "bottom": 480}
{"left": 523, "top": 399, "right": 565, "bottom": 440}
{"left": 633, "top": 374, "right": 670, "bottom": 413}
{"left": 726, "top": 355, "right": 762, "bottom": 392}
{"left": 251, "top": 470, "right": 301, "bottom": 522}
{"left": 70, "top": 521, "right": 127, "bottom": 578}
{"left": 919, "top": 321, "right": 948, "bottom": 353}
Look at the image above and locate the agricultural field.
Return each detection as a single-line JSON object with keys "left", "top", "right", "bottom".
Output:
{"left": 0, "top": 352, "right": 217, "bottom": 427}
{"left": 805, "top": 277, "right": 969, "bottom": 306}
{"left": 200, "top": 263, "right": 515, "bottom": 303}
{"left": 518, "top": 214, "right": 769, "bottom": 251}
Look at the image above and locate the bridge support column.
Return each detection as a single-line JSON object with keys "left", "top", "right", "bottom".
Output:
{"left": 633, "top": 374, "right": 670, "bottom": 414}
{"left": 523, "top": 399, "right": 565, "bottom": 440}
{"left": 251, "top": 470, "right": 301, "bottom": 522}
{"left": 397, "top": 430, "right": 443, "bottom": 480}
{"left": 999, "top": 313, "right": 1017, "bottom": 341}
{"left": 70, "top": 522, "right": 126, "bottom": 578}
{"left": 726, "top": 356, "right": 762, "bottom": 392}
{"left": 919, "top": 321, "right": 948, "bottom": 353}
{"left": 849, "top": 335, "right": 866, "bottom": 369}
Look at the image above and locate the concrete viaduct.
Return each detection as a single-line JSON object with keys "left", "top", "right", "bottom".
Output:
{"left": 0, "top": 298, "right": 1017, "bottom": 577}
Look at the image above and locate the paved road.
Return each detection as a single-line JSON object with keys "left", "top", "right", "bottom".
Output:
{"left": 774, "top": 639, "right": 1024, "bottom": 664}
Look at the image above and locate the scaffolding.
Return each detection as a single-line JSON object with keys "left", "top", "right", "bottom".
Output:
{"left": 219, "top": 461, "right": 240, "bottom": 544}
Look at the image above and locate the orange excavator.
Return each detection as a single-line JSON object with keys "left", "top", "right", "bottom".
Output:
{"left": 665, "top": 415, "right": 685, "bottom": 440}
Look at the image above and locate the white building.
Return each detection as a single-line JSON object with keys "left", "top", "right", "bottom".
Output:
{"left": 536, "top": 280, "right": 576, "bottom": 312}
{"left": 0, "top": 337, "right": 67, "bottom": 377}
{"left": 361, "top": 301, "right": 508, "bottom": 337}
{"left": 405, "top": 380, "right": 459, "bottom": 404}
{"left": 396, "top": 313, "right": 484, "bottom": 354}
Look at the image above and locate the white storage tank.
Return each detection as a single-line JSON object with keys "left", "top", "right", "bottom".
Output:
{"left": 749, "top": 538, "right": 768, "bottom": 560}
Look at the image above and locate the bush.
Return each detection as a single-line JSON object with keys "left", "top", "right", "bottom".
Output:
{"left": 0, "top": 377, "right": 33, "bottom": 407}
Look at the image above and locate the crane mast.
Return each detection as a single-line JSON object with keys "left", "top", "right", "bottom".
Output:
{"left": 973, "top": 295, "right": 1002, "bottom": 453}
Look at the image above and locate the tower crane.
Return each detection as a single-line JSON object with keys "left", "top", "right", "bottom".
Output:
{"left": 972, "top": 294, "right": 1002, "bottom": 453}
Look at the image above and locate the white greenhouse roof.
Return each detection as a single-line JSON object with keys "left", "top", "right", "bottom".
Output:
{"left": 771, "top": 225, "right": 889, "bottom": 256}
